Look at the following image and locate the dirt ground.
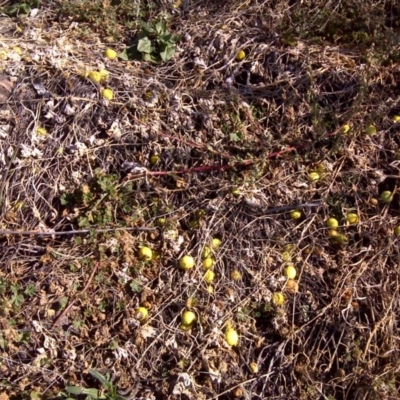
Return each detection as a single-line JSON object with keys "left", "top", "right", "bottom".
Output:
{"left": 0, "top": 0, "right": 400, "bottom": 399}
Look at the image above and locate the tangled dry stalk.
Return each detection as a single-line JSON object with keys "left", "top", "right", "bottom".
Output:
{"left": 1, "top": 0, "right": 400, "bottom": 399}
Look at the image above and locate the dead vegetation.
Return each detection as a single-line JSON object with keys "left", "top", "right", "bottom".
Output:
{"left": 0, "top": 0, "right": 400, "bottom": 399}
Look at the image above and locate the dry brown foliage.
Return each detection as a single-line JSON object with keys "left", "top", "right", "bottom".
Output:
{"left": 0, "top": 0, "right": 400, "bottom": 399}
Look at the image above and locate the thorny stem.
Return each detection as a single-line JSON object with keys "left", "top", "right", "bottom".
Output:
{"left": 130, "top": 117, "right": 345, "bottom": 178}
{"left": 0, "top": 226, "right": 157, "bottom": 236}
{"left": 1, "top": 124, "right": 342, "bottom": 237}
{"left": 124, "top": 145, "right": 304, "bottom": 179}
{"left": 149, "top": 159, "right": 254, "bottom": 176}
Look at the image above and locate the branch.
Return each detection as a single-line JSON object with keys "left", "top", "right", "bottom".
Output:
{"left": 0, "top": 226, "right": 157, "bottom": 237}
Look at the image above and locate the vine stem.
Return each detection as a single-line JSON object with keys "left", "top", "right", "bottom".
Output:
{"left": 0, "top": 226, "right": 156, "bottom": 236}
{"left": 125, "top": 120, "right": 345, "bottom": 179}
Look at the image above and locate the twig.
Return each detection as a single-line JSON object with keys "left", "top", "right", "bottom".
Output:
{"left": 52, "top": 262, "right": 99, "bottom": 328}
{"left": 145, "top": 116, "right": 346, "bottom": 177}
{"left": 0, "top": 226, "right": 157, "bottom": 236}
{"left": 124, "top": 125, "right": 345, "bottom": 180}
{"left": 150, "top": 159, "right": 254, "bottom": 176}
{"left": 262, "top": 201, "right": 323, "bottom": 214}
{"left": 121, "top": 159, "right": 255, "bottom": 182}
{"left": 0, "top": 95, "right": 98, "bottom": 106}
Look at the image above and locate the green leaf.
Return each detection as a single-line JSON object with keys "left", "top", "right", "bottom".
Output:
{"left": 30, "top": 390, "right": 40, "bottom": 399}
{"left": 118, "top": 49, "right": 129, "bottom": 61}
{"left": 229, "top": 132, "right": 242, "bottom": 142}
{"left": 66, "top": 386, "right": 99, "bottom": 398}
{"left": 130, "top": 279, "right": 142, "bottom": 293}
{"left": 60, "top": 193, "right": 72, "bottom": 206}
{"left": 158, "top": 33, "right": 179, "bottom": 44}
{"left": 140, "top": 21, "right": 155, "bottom": 36}
{"left": 10, "top": 284, "right": 20, "bottom": 295}
{"left": 169, "top": 34, "right": 180, "bottom": 44}
{"left": 160, "top": 45, "right": 175, "bottom": 62}
{"left": 119, "top": 44, "right": 141, "bottom": 61}
{"left": 60, "top": 193, "right": 68, "bottom": 206}
{"left": 24, "top": 284, "right": 37, "bottom": 297}
{"left": 19, "top": 3, "right": 31, "bottom": 14}
{"left": 137, "top": 37, "right": 153, "bottom": 54}
{"left": 5, "top": 3, "right": 31, "bottom": 17}
{"left": 155, "top": 20, "right": 166, "bottom": 35}
{"left": 12, "top": 293, "right": 25, "bottom": 307}
{"left": 84, "top": 388, "right": 100, "bottom": 398}
{"left": 109, "top": 339, "right": 119, "bottom": 350}
{"left": 0, "top": 279, "right": 6, "bottom": 295}
{"left": 59, "top": 296, "right": 69, "bottom": 309}
{"left": 78, "top": 216, "right": 90, "bottom": 228}
{"left": 65, "top": 387, "right": 82, "bottom": 394}
{"left": 143, "top": 52, "right": 159, "bottom": 63}
{"left": 89, "top": 369, "right": 112, "bottom": 390}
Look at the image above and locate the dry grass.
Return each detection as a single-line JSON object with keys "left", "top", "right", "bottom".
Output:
{"left": 1, "top": 0, "right": 400, "bottom": 399}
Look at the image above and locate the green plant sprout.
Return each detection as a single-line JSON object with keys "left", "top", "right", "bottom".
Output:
{"left": 62, "top": 369, "right": 129, "bottom": 400}
{"left": 120, "top": 19, "right": 179, "bottom": 63}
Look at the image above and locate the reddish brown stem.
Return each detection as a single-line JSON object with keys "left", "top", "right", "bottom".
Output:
{"left": 128, "top": 118, "right": 346, "bottom": 178}
{"left": 148, "top": 159, "right": 254, "bottom": 176}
